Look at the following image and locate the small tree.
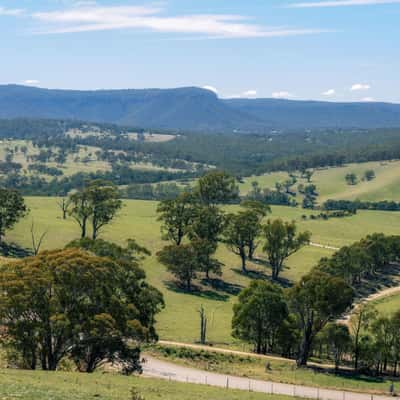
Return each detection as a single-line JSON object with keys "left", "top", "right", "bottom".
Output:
{"left": 189, "top": 206, "right": 225, "bottom": 279}
{"left": 232, "top": 280, "right": 288, "bottom": 354}
{"left": 198, "top": 305, "right": 208, "bottom": 345}
{"left": 157, "top": 192, "right": 194, "bottom": 246}
{"left": 288, "top": 270, "right": 353, "bottom": 366}
{"left": 345, "top": 173, "right": 358, "bottom": 185}
{"left": 157, "top": 244, "right": 199, "bottom": 291}
{"left": 30, "top": 220, "right": 47, "bottom": 256}
{"left": 69, "top": 180, "right": 122, "bottom": 239}
{"left": 57, "top": 197, "right": 71, "bottom": 220}
{"left": 364, "top": 170, "right": 376, "bottom": 181}
{"left": 69, "top": 186, "right": 92, "bottom": 238}
{"left": 0, "top": 188, "right": 28, "bottom": 243}
{"left": 195, "top": 171, "right": 239, "bottom": 206}
{"left": 240, "top": 200, "right": 270, "bottom": 259}
{"left": 322, "top": 323, "right": 351, "bottom": 371}
{"left": 87, "top": 180, "right": 122, "bottom": 240}
{"left": 224, "top": 210, "right": 261, "bottom": 273}
{"left": 263, "top": 219, "right": 311, "bottom": 280}
{"left": 303, "top": 169, "right": 314, "bottom": 183}
{"left": 350, "top": 304, "right": 377, "bottom": 370}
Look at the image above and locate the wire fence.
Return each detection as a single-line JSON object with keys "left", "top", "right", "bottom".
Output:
{"left": 147, "top": 368, "right": 399, "bottom": 400}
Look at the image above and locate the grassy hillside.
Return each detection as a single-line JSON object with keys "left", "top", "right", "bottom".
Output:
{"left": 0, "top": 369, "right": 293, "bottom": 400}
{"left": 372, "top": 293, "right": 400, "bottom": 315}
{"left": 241, "top": 160, "right": 400, "bottom": 204}
{"left": 4, "top": 197, "right": 400, "bottom": 347}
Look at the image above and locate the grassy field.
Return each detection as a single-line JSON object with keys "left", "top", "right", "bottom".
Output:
{"left": 0, "top": 369, "right": 297, "bottom": 400}
{"left": 241, "top": 160, "right": 400, "bottom": 204}
{"left": 3, "top": 197, "right": 400, "bottom": 346}
{"left": 371, "top": 293, "right": 400, "bottom": 315}
{"left": 0, "top": 139, "right": 189, "bottom": 178}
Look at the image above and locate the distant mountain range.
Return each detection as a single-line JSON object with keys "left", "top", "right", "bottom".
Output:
{"left": 1, "top": 84, "right": 400, "bottom": 133}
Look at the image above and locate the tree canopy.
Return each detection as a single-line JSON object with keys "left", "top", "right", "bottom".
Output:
{"left": 0, "top": 247, "right": 163, "bottom": 373}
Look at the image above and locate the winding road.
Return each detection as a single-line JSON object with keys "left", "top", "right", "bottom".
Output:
{"left": 143, "top": 356, "right": 398, "bottom": 400}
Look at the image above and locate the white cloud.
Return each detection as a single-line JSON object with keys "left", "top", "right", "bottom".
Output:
{"left": 202, "top": 85, "right": 218, "bottom": 94}
{"left": 272, "top": 91, "right": 294, "bottom": 99}
{"left": 0, "top": 7, "right": 25, "bottom": 16}
{"left": 287, "top": 0, "right": 400, "bottom": 8}
{"left": 23, "top": 80, "right": 40, "bottom": 85}
{"left": 361, "top": 97, "right": 375, "bottom": 102}
{"left": 350, "top": 83, "right": 371, "bottom": 91}
{"left": 29, "top": 4, "right": 326, "bottom": 38}
{"left": 242, "top": 90, "right": 257, "bottom": 97}
{"left": 322, "top": 89, "right": 335, "bottom": 96}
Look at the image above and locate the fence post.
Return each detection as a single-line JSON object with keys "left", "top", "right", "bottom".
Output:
{"left": 205, "top": 376, "right": 207, "bottom": 385}
{"left": 294, "top": 385, "right": 296, "bottom": 396}
{"left": 317, "top": 387, "right": 319, "bottom": 400}
{"left": 271, "top": 383, "right": 274, "bottom": 394}
{"left": 249, "top": 379, "right": 251, "bottom": 392}
{"left": 226, "top": 377, "right": 229, "bottom": 389}
{"left": 343, "top": 390, "right": 346, "bottom": 400}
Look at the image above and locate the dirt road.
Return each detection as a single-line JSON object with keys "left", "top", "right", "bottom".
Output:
{"left": 143, "top": 356, "right": 397, "bottom": 400}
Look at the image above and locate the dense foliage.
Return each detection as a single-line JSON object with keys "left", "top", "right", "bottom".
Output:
{"left": 0, "top": 247, "right": 164, "bottom": 373}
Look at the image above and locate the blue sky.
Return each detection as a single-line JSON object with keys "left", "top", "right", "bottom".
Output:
{"left": 1, "top": 0, "right": 399, "bottom": 102}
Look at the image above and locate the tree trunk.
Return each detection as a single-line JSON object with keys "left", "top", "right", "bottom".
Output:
{"left": 272, "top": 265, "right": 279, "bottom": 281}
{"left": 297, "top": 326, "right": 313, "bottom": 366}
{"left": 248, "top": 242, "right": 255, "bottom": 260}
{"left": 240, "top": 248, "right": 247, "bottom": 273}
{"left": 81, "top": 218, "right": 87, "bottom": 238}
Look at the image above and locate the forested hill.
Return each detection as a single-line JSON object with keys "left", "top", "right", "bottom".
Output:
{"left": 1, "top": 84, "right": 400, "bottom": 132}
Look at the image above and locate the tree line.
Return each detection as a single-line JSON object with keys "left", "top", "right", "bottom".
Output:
{"left": 323, "top": 199, "right": 400, "bottom": 212}
{"left": 231, "top": 233, "right": 400, "bottom": 372}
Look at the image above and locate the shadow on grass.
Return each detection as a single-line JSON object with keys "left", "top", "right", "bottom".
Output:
{"left": 200, "top": 278, "right": 243, "bottom": 296}
{"left": 164, "top": 280, "right": 230, "bottom": 301}
{"left": 0, "top": 242, "right": 32, "bottom": 258}
{"left": 232, "top": 267, "right": 293, "bottom": 288}
{"left": 353, "top": 262, "right": 400, "bottom": 300}
{"left": 304, "top": 364, "right": 391, "bottom": 385}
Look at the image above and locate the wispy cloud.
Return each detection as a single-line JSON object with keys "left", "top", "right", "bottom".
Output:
{"left": 23, "top": 80, "right": 40, "bottom": 85}
{"left": 322, "top": 89, "right": 335, "bottom": 96}
{"left": 242, "top": 90, "right": 257, "bottom": 97}
{"left": 351, "top": 83, "right": 371, "bottom": 91}
{"left": 28, "top": 4, "right": 326, "bottom": 38}
{"left": 272, "top": 91, "right": 294, "bottom": 99}
{"left": 287, "top": 0, "right": 400, "bottom": 8}
{"left": 362, "top": 96, "right": 375, "bottom": 102}
{"left": 0, "top": 7, "right": 25, "bottom": 16}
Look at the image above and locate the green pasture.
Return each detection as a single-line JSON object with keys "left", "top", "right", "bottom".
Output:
{"left": 3, "top": 197, "right": 399, "bottom": 346}
{"left": 371, "top": 293, "right": 400, "bottom": 315}
{"left": 241, "top": 160, "right": 400, "bottom": 204}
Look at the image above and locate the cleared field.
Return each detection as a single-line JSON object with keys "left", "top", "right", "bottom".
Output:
{"left": 0, "top": 139, "right": 188, "bottom": 178}
{"left": 241, "top": 160, "right": 400, "bottom": 204}
{"left": 240, "top": 172, "right": 290, "bottom": 194}
{"left": 4, "top": 197, "right": 400, "bottom": 346}
{"left": 125, "top": 132, "right": 177, "bottom": 142}
{"left": 0, "top": 369, "right": 291, "bottom": 400}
